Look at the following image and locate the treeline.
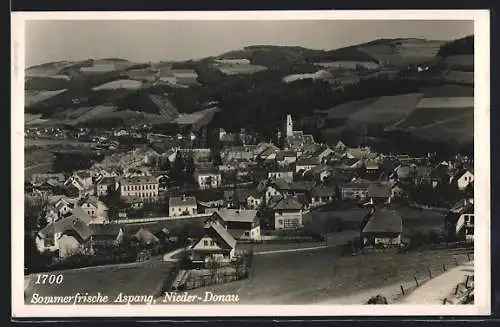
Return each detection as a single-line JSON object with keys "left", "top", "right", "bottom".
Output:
{"left": 437, "top": 35, "right": 474, "bottom": 58}
{"left": 52, "top": 151, "right": 104, "bottom": 174}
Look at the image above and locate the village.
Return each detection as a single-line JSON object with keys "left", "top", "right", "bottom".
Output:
{"left": 24, "top": 111, "right": 474, "bottom": 301}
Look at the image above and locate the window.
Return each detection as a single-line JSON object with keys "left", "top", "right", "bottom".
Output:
{"left": 203, "top": 240, "right": 208, "bottom": 246}
{"left": 210, "top": 240, "right": 215, "bottom": 246}
{"left": 279, "top": 219, "right": 283, "bottom": 225}
{"left": 92, "top": 210, "right": 95, "bottom": 215}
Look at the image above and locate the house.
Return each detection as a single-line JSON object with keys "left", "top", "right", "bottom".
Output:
{"left": 31, "top": 173, "right": 66, "bottom": 185}
{"left": 344, "top": 147, "right": 373, "bottom": 160}
{"left": 48, "top": 196, "right": 76, "bottom": 218}
{"left": 334, "top": 140, "right": 347, "bottom": 152}
{"left": 78, "top": 195, "right": 109, "bottom": 222}
{"left": 89, "top": 224, "right": 128, "bottom": 247}
{"left": 196, "top": 190, "right": 225, "bottom": 210}
{"left": 337, "top": 158, "right": 364, "bottom": 170}
{"left": 360, "top": 208, "right": 403, "bottom": 248}
{"left": 445, "top": 198, "right": 474, "bottom": 242}
{"left": 258, "top": 146, "right": 279, "bottom": 161}
{"left": 340, "top": 182, "right": 370, "bottom": 200}
{"left": 273, "top": 196, "right": 304, "bottom": 230}
{"left": 450, "top": 169, "right": 474, "bottom": 191}
{"left": 317, "top": 147, "right": 335, "bottom": 163}
{"left": 169, "top": 196, "right": 197, "bottom": 216}
{"left": 276, "top": 150, "right": 297, "bottom": 166}
{"left": 268, "top": 166, "right": 294, "bottom": 183}
{"left": 367, "top": 183, "right": 391, "bottom": 204}
{"left": 295, "top": 157, "right": 320, "bottom": 173}
{"left": 194, "top": 169, "right": 222, "bottom": 189}
{"left": 64, "top": 171, "right": 93, "bottom": 193}
{"left": 310, "top": 186, "right": 337, "bottom": 208}
{"left": 246, "top": 190, "right": 263, "bottom": 210}
{"left": 288, "top": 181, "right": 316, "bottom": 197}
{"left": 188, "top": 220, "right": 237, "bottom": 264}
{"left": 120, "top": 176, "right": 159, "bottom": 200}
{"left": 224, "top": 188, "right": 251, "bottom": 209}
{"left": 394, "top": 165, "right": 412, "bottom": 182}
{"left": 94, "top": 176, "right": 118, "bottom": 197}
{"left": 36, "top": 207, "right": 93, "bottom": 257}
{"left": 208, "top": 209, "right": 261, "bottom": 241}
{"left": 264, "top": 179, "right": 290, "bottom": 203}
{"left": 364, "top": 160, "right": 381, "bottom": 177}
{"left": 306, "top": 164, "right": 334, "bottom": 182}
{"left": 133, "top": 228, "right": 160, "bottom": 245}
{"left": 124, "top": 196, "right": 145, "bottom": 209}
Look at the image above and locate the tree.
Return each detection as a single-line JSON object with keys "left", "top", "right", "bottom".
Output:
{"left": 160, "top": 159, "right": 171, "bottom": 172}
{"left": 212, "top": 152, "right": 223, "bottom": 167}
{"left": 172, "top": 152, "right": 185, "bottom": 183}
{"left": 185, "top": 155, "right": 196, "bottom": 183}
{"left": 25, "top": 196, "right": 49, "bottom": 232}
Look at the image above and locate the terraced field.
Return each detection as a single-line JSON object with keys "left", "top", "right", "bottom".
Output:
{"left": 397, "top": 107, "right": 472, "bottom": 129}
{"left": 348, "top": 93, "right": 423, "bottom": 125}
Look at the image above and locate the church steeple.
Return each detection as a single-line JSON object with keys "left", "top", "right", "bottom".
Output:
{"left": 285, "top": 114, "right": 293, "bottom": 137}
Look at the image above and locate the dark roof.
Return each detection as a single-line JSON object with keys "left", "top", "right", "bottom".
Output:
{"left": 98, "top": 176, "right": 116, "bottom": 185}
{"left": 311, "top": 186, "right": 337, "bottom": 197}
{"left": 289, "top": 181, "right": 315, "bottom": 191}
{"left": 271, "top": 179, "right": 291, "bottom": 190}
{"left": 274, "top": 196, "right": 303, "bottom": 210}
{"left": 40, "top": 207, "right": 93, "bottom": 239}
{"left": 205, "top": 221, "right": 237, "bottom": 249}
{"left": 89, "top": 224, "right": 125, "bottom": 237}
{"left": 121, "top": 176, "right": 157, "bottom": 185}
{"left": 367, "top": 183, "right": 391, "bottom": 198}
{"left": 341, "top": 182, "right": 370, "bottom": 189}
{"left": 450, "top": 198, "right": 474, "bottom": 214}
{"left": 362, "top": 209, "right": 403, "bottom": 235}
{"left": 296, "top": 157, "right": 320, "bottom": 166}
{"left": 169, "top": 196, "right": 197, "bottom": 207}
{"left": 62, "top": 220, "right": 94, "bottom": 242}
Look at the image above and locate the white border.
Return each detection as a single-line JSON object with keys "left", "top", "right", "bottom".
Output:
{"left": 11, "top": 10, "right": 490, "bottom": 318}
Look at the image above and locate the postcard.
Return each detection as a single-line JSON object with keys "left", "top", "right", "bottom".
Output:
{"left": 11, "top": 10, "right": 490, "bottom": 318}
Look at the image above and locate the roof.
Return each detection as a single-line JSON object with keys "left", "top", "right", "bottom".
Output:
{"left": 195, "top": 168, "right": 220, "bottom": 176}
{"left": 76, "top": 171, "right": 91, "bottom": 179}
{"left": 206, "top": 221, "right": 237, "bottom": 249}
{"left": 39, "top": 207, "right": 93, "bottom": 239}
{"left": 134, "top": 228, "right": 160, "bottom": 244}
{"left": 296, "top": 157, "right": 320, "bottom": 166}
{"left": 346, "top": 148, "right": 372, "bottom": 160}
{"left": 169, "top": 196, "right": 197, "bottom": 207}
{"left": 341, "top": 182, "right": 370, "bottom": 189}
{"left": 365, "top": 160, "right": 380, "bottom": 170}
{"left": 450, "top": 198, "right": 474, "bottom": 214}
{"left": 367, "top": 183, "right": 391, "bottom": 198}
{"left": 289, "top": 181, "right": 315, "bottom": 191}
{"left": 61, "top": 220, "right": 94, "bottom": 242}
{"left": 362, "top": 209, "right": 403, "bottom": 235}
{"left": 274, "top": 196, "right": 303, "bottom": 211}
{"left": 78, "top": 195, "right": 101, "bottom": 208}
{"left": 276, "top": 150, "right": 297, "bottom": 160}
{"left": 396, "top": 165, "right": 411, "bottom": 178}
{"left": 89, "top": 224, "right": 125, "bottom": 237}
{"left": 212, "top": 209, "right": 258, "bottom": 223}
{"left": 311, "top": 186, "right": 337, "bottom": 197}
{"left": 120, "top": 176, "right": 157, "bottom": 185}
{"left": 271, "top": 179, "right": 291, "bottom": 191}
{"left": 98, "top": 176, "right": 116, "bottom": 185}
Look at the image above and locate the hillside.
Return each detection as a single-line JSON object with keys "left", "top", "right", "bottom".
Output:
{"left": 24, "top": 36, "right": 473, "bottom": 147}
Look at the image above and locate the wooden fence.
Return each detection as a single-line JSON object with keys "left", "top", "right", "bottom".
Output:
{"left": 384, "top": 253, "right": 474, "bottom": 303}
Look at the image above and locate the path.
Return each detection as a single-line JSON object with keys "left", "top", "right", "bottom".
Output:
{"left": 254, "top": 245, "right": 328, "bottom": 256}
{"left": 401, "top": 260, "right": 474, "bottom": 304}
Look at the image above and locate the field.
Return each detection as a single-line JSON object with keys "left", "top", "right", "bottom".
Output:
{"left": 217, "top": 64, "right": 267, "bottom": 75}
{"left": 320, "top": 98, "right": 377, "bottom": 120}
{"left": 421, "top": 84, "right": 473, "bottom": 98}
{"left": 182, "top": 247, "right": 470, "bottom": 304}
{"left": 25, "top": 89, "right": 68, "bottom": 107}
{"left": 24, "top": 260, "right": 176, "bottom": 301}
{"left": 411, "top": 111, "right": 474, "bottom": 144}
{"left": 396, "top": 107, "right": 472, "bottom": 129}
{"left": 348, "top": 93, "right": 423, "bottom": 125}
{"left": 92, "top": 79, "right": 143, "bottom": 91}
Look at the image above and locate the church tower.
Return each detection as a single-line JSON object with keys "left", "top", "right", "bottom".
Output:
{"left": 285, "top": 114, "right": 293, "bottom": 137}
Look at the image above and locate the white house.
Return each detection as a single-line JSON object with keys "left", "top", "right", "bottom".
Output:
{"left": 208, "top": 209, "right": 261, "bottom": 241}
{"left": 78, "top": 195, "right": 109, "bottom": 222}
{"left": 194, "top": 169, "right": 222, "bottom": 189}
{"left": 120, "top": 176, "right": 159, "bottom": 200}
{"left": 451, "top": 170, "right": 474, "bottom": 190}
{"left": 94, "top": 176, "right": 118, "bottom": 197}
{"left": 246, "top": 191, "right": 263, "bottom": 210}
{"left": 295, "top": 157, "right": 320, "bottom": 173}
{"left": 188, "top": 220, "right": 237, "bottom": 264}
{"left": 169, "top": 196, "right": 197, "bottom": 216}
{"left": 273, "top": 196, "right": 304, "bottom": 230}
{"left": 268, "top": 169, "right": 294, "bottom": 183}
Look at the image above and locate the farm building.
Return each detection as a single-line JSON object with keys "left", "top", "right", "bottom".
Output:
{"left": 360, "top": 208, "right": 403, "bottom": 248}
{"left": 188, "top": 220, "right": 237, "bottom": 264}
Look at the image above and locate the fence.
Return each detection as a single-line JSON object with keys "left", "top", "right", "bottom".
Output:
{"left": 383, "top": 252, "right": 474, "bottom": 303}
{"left": 184, "top": 271, "right": 247, "bottom": 290}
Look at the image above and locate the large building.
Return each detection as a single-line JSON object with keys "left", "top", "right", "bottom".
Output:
{"left": 119, "top": 176, "right": 159, "bottom": 200}
{"left": 360, "top": 208, "right": 403, "bottom": 248}
{"left": 169, "top": 196, "right": 197, "bottom": 216}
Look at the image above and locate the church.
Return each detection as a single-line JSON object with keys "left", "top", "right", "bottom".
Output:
{"left": 278, "top": 114, "right": 316, "bottom": 151}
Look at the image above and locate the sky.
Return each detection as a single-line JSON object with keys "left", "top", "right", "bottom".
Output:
{"left": 25, "top": 20, "right": 474, "bottom": 67}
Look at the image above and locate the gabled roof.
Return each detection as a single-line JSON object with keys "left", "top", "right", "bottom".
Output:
{"left": 39, "top": 207, "right": 93, "bottom": 239}
{"left": 274, "top": 196, "right": 303, "bottom": 210}
{"left": 120, "top": 176, "right": 157, "bottom": 185}
{"left": 367, "top": 183, "right": 391, "bottom": 198}
{"left": 212, "top": 209, "right": 258, "bottom": 223}
{"left": 361, "top": 209, "right": 403, "bottom": 235}
{"left": 296, "top": 156, "right": 320, "bottom": 166}
{"left": 365, "top": 160, "right": 380, "bottom": 170}
{"left": 61, "top": 220, "right": 93, "bottom": 242}
{"left": 205, "top": 221, "right": 237, "bottom": 249}
{"left": 450, "top": 198, "right": 474, "bottom": 214}
{"left": 396, "top": 165, "right": 411, "bottom": 178}
{"left": 271, "top": 178, "right": 291, "bottom": 191}
{"left": 289, "top": 181, "right": 315, "bottom": 191}
{"left": 311, "top": 186, "right": 337, "bottom": 197}
{"left": 169, "top": 196, "right": 197, "bottom": 207}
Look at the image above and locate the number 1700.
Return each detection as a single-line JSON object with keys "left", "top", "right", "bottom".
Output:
{"left": 34, "top": 274, "right": 63, "bottom": 285}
